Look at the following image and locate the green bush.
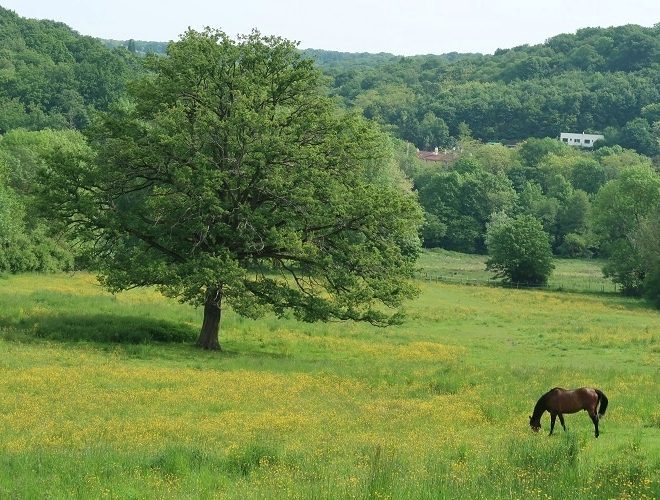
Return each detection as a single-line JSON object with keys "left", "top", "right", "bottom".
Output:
{"left": 557, "top": 232, "right": 591, "bottom": 258}
{"left": 486, "top": 213, "right": 554, "bottom": 285}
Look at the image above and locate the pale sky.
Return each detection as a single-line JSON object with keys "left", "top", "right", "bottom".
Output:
{"left": 2, "top": 0, "right": 659, "bottom": 55}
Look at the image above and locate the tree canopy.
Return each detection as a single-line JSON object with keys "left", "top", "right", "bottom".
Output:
{"left": 0, "top": 6, "right": 139, "bottom": 132}
{"left": 592, "top": 165, "right": 660, "bottom": 295}
{"left": 44, "top": 29, "right": 423, "bottom": 349}
{"left": 316, "top": 24, "right": 659, "bottom": 155}
{"left": 0, "top": 129, "right": 81, "bottom": 272}
{"left": 105, "top": 23, "right": 660, "bottom": 157}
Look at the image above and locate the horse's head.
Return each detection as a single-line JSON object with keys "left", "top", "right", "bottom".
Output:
{"left": 529, "top": 415, "right": 541, "bottom": 432}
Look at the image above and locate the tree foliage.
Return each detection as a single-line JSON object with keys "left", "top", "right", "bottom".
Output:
{"left": 485, "top": 213, "right": 555, "bottom": 285}
{"left": 0, "top": 129, "right": 79, "bottom": 272}
{"left": 416, "top": 159, "right": 516, "bottom": 253}
{"left": 1, "top": 6, "right": 658, "bottom": 308}
{"left": 0, "top": 7, "right": 139, "bottom": 132}
{"left": 43, "top": 29, "right": 423, "bottom": 349}
{"left": 633, "top": 207, "right": 660, "bottom": 306}
{"left": 592, "top": 166, "right": 660, "bottom": 296}
{"left": 317, "top": 24, "right": 659, "bottom": 154}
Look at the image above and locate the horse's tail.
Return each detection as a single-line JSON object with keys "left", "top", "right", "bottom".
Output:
{"left": 595, "top": 389, "right": 608, "bottom": 417}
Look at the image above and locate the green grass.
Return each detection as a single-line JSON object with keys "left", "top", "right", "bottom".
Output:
{"left": 418, "top": 248, "right": 617, "bottom": 293}
{"left": 0, "top": 252, "right": 658, "bottom": 499}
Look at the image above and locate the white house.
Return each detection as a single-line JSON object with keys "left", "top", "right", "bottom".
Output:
{"left": 560, "top": 132, "right": 604, "bottom": 148}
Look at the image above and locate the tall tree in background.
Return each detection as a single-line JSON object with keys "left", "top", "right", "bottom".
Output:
{"left": 633, "top": 207, "right": 660, "bottom": 307}
{"left": 44, "top": 29, "right": 423, "bottom": 349}
{"left": 592, "top": 166, "right": 660, "bottom": 296}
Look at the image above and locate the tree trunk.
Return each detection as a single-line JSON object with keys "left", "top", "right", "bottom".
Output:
{"left": 196, "top": 287, "right": 222, "bottom": 350}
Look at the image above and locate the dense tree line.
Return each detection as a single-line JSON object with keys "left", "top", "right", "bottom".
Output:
{"left": 406, "top": 137, "right": 660, "bottom": 300}
{"left": 0, "top": 7, "right": 140, "bottom": 272}
{"left": 0, "top": 128, "right": 83, "bottom": 272}
{"left": 0, "top": 7, "right": 140, "bottom": 133}
{"left": 104, "top": 25, "right": 660, "bottom": 157}
{"left": 316, "top": 24, "right": 659, "bottom": 157}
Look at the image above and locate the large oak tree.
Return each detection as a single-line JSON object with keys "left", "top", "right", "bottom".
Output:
{"left": 44, "top": 29, "right": 423, "bottom": 349}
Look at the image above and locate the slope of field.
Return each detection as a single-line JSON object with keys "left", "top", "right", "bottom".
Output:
{"left": 0, "top": 256, "right": 658, "bottom": 498}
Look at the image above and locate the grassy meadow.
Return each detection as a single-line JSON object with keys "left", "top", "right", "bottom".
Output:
{"left": 0, "top": 253, "right": 658, "bottom": 499}
{"left": 418, "top": 249, "right": 618, "bottom": 293}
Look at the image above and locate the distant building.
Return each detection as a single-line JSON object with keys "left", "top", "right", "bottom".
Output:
{"left": 560, "top": 132, "right": 604, "bottom": 148}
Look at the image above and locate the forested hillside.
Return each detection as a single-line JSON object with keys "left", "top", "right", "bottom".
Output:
{"left": 321, "top": 24, "right": 659, "bottom": 155}
{"left": 105, "top": 24, "right": 660, "bottom": 156}
{"left": 0, "top": 6, "right": 139, "bottom": 132}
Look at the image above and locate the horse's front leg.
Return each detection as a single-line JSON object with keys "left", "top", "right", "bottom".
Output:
{"left": 558, "top": 414, "right": 566, "bottom": 431}
{"left": 549, "top": 413, "right": 557, "bottom": 435}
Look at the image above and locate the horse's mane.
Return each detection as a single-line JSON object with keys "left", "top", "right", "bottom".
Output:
{"left": 532, "top": 387, "right": 562, "bottom": 419}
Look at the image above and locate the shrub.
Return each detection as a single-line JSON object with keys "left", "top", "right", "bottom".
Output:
{"left": 557, "top": 232, "right": 591, "bottom": 258}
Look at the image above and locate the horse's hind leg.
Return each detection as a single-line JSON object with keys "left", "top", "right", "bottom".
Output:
{"left": 558, "top": 414, "right": 566, "bottom": 431}
{"left": 550, "top": 413, "right": 557, "bottom": 435}
{"left": 589, "top": 412, "right": 599, "bottom": 438}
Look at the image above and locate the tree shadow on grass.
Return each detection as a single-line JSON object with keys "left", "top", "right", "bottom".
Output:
{"left": 0, "top": 312, "right": 197, "bottom": 344}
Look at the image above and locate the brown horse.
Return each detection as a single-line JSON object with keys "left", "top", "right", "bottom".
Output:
{"left": 529, "top": 387, "right": 608, "bottom": 437}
